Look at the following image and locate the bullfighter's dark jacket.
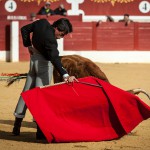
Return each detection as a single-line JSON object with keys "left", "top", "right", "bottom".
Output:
{"left": 21, "top": 19, "right": 68, "bottom": 76}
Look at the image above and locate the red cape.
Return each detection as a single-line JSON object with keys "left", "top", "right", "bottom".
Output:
{"left": 21, "top": 76, "right": 150, "bottom": 143}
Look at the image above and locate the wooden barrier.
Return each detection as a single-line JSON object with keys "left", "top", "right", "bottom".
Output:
{"left": 138, "top": 23, "right": 150, "bottom": 50}
{"left": 0, "top": 21, "right": 10, "bottom": 51}
{"left": 64, "top": 22, "right": 150, "bottom": 51}
{"left": 64, "top": 22, "right": 93, "bottom": 50}
{"left": 0, "top": 19, "right": 150, "bottom": 61}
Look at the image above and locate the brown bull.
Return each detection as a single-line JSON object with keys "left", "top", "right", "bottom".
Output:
{"left": 53, "top": 54, "right": 150, "bottom": 98}
{"left": 53, "top": 54, "right": 109, "bottom": 83}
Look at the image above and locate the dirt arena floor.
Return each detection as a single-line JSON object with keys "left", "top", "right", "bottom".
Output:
{"left": 0, "top": 61, "right": 150, "bottom": 150}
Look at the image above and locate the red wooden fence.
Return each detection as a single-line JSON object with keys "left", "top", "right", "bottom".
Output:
{"left": 0, "top": 18, "right": 150, "bottom": 61}
{"left": 0, "top": 21, "right": 10, "bottom": 51}
{"left": 64, "top": 22, "right": 150, "bottom": 51}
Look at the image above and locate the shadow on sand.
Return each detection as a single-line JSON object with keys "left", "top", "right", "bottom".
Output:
{"left": 0, "top": 119, "right": 36, "bottom": 128}
{"left": 0, "top": 119, "right": 48, "bottom": 143}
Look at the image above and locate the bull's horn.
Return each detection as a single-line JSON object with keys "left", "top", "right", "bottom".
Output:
{"left": 127, "top": 88, "right": 150, "bottom": 100}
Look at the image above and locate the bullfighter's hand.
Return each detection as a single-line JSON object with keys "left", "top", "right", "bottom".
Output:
{"left": 64, "top": 76, "right": 78, "bottom": 83}
{"left": 28, "top": 46, "right": 34, "bottom": 55}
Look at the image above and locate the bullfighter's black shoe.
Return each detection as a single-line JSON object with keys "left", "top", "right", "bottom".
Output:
{"left": 12, "top": 117, "right": 23, "bottom": 136}
{"left": 36, "top": 124, "right": 46, "bottom": 140}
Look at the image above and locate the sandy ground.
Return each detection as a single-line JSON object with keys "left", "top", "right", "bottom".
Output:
{"left": 0, "top": 61, "right": 150, "bottom": 150}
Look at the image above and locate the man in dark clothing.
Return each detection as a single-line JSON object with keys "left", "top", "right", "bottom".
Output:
{"left": 37, "top": 2, "right": 54, "bottom": 16}
{"left": 119, "top": 14, "right": 133, "bottom": 26}
{"left": 54, "top": 4, "right": 67, "bottom": 16}
{"left": 12, "top": 18, "right": 77, "bottom": 140}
